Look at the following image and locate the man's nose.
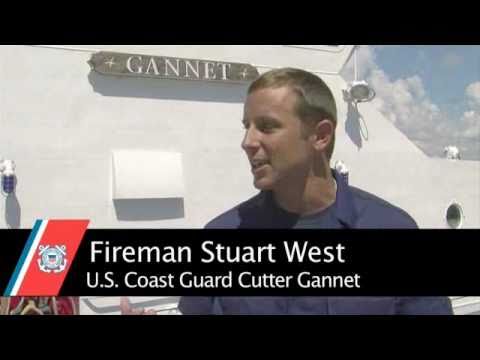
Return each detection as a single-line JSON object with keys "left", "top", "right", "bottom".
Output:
{"left": 241, "top": 127, "right": 260, "bottom": 153}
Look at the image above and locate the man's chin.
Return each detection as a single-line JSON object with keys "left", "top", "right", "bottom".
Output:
{"left": 253, "top": 178, "right": 274, "bottom": 191}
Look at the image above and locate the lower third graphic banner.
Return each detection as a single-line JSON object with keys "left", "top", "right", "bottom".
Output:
{"left": 1, "top": 223, "right": 479, "bottom": 296}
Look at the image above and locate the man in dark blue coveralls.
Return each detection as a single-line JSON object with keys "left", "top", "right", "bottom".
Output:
{"left": 179, "top": 68, "right": 453, "bottom": 315}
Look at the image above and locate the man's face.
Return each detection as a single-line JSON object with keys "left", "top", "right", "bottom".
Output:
{"left": 242, "top": 86, "right": 315, "bottom": 191}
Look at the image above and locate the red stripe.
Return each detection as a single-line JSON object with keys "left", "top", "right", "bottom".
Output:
{"left": 17, "top": 220, "right": 89, "bottom": 296}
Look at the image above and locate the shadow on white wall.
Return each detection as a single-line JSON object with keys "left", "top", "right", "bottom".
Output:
{"left": 88, "top": 71, "right": 249, "bottom": 103}
{"left": 5, "top": 193, "right": 20, "bottom": 229}
{"left": 343, "top": 91, "right": 370, "bottom": 151}
{"left": 113, "top": 198, "right": 184, "bottom": 221}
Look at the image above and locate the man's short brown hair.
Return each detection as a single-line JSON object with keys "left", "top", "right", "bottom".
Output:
{"left": 248, "top": 68, "right": 338, "bottom": 160}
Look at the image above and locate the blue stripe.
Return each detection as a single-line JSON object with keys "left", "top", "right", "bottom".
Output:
{"left": 3, "top": 220, "right": 43, "bottom": 296}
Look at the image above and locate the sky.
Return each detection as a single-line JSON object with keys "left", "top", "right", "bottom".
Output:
{"left": 341, "top": 45, "right": 480, "bottom": 160}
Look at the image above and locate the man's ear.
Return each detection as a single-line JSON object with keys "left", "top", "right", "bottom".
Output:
{"left": 312, "top": 119, "right": 334, "bottom": 152}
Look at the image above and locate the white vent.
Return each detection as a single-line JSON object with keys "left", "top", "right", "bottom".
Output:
{"left": 112, "top": 150, "right": 185, "bottom": 200}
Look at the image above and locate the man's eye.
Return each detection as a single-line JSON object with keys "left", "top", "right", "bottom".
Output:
{"left": 259, "top": 123, "right": 276, "bottom": 132}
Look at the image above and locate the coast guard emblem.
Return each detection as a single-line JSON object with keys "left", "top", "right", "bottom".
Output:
{"left": 37, "top": 245, "right": 67, "bottom": 273}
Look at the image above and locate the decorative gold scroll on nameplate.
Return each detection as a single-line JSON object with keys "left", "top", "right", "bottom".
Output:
{"left": 88, "top": 51, "right": 260, "bottom": 83}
